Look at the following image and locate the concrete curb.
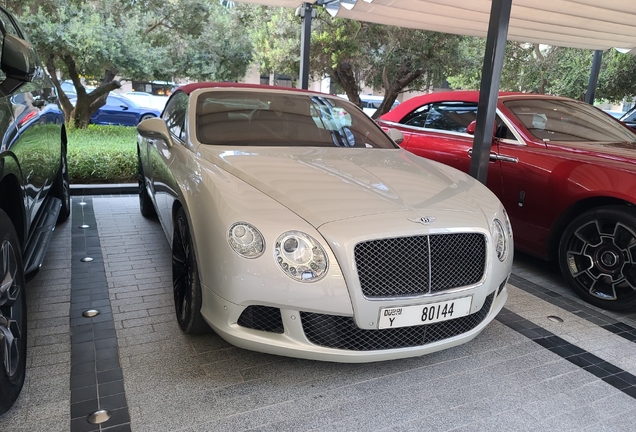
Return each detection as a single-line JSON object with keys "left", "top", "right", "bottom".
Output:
{"left": 70, "top": 183, "right": 137, "bottom": 196}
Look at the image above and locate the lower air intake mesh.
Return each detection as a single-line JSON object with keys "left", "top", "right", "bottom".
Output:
{"left": 237, "top": 306, "right": 284, "bottom": 334}
{"left": 300, "top": 292, "right": 494, "bottom": 351}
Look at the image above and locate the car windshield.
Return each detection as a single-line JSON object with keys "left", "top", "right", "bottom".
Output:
{"left": 504, "top": 99, "right": 636, "bottom": 143}
{"left": 195, "top": 91, "right": 396, "bottom": 148}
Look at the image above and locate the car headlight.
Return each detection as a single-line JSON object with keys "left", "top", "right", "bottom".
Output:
{"left": 274, "top": 231, "right": 329, "bottom": 282}
{"left": 228, "top": 222, "right": 265, "bottom": 258}
{"left": 492, "top": 218, "right": 508, "bottom": 261}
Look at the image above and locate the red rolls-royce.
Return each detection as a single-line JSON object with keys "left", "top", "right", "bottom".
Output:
{"left": 378, "top": 91, "right": 636, "bottom": 311}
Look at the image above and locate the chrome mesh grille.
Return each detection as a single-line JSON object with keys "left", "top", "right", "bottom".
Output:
{"left": 237, "top": 306, "right": 284, "bottom": 334}
{"left": 301, "top": 293, "right": 494, "bottom": 351}
{"left": 429, "top": 233, "right": 486, "bottom": 293}
{"left": 354, "top": 233, "right": 486, "bottom": 298}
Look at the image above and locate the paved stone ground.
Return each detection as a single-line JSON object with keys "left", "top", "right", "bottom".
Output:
{"left": 0, "top": 217, "right": 72, "bottom": 431}
{"left": 3, "top": 196, "right": 636, "bottom": 431}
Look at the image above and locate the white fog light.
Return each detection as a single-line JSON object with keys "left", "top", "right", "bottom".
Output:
{"left": 228, "top": 222, "right": 265, "bottom": 258}
{"left": 492, "top": 219, "right": 508, "bottom": 261}
{"left": 275, "top": 231, "right": 328, "bottom": 282}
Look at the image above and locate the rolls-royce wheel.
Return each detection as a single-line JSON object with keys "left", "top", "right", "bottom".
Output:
{"left": 0, "top": 210, "right": 27, "bottom": 415}
{"left": 51, "top": 146, "right": 70, "bottom": 224}
{"left": 559, "top": 206, "right": 636, "bottom": 310}
{"left": 137, "top": 152, "right": 156, "bottom": 218}
{"left": 172, "top": 208, "right": 207, "bottom": 334}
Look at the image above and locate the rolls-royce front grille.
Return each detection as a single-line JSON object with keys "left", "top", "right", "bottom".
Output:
{"left": 354, "top": 233, "right": 486, "bottom": 298}
{"left": 301, "top": 293, "right": 494, "bottom": 351}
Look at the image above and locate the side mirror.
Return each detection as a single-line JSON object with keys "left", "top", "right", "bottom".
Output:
{"left": 386, "top": 128, "right": 404, "bottom": 145}
{"left": 0, "top": 33, "right": 38, "bottom": 96}
{"left": 1, "top": 33, "right": 37, "bottom": 82}
{"left": 465, "top": 120, "right": 497, "bottom": 137}
{"left": 138, "top": 117, "right": 171, "bottom": 145}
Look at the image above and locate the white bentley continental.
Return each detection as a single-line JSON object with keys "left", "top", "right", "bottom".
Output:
{"left": 136, "top": 83, "right": 513, "bottom": 362}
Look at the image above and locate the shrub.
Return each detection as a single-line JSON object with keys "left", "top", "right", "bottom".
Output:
{"left": 67, "top": 125, "right": 138, "bottom": 184}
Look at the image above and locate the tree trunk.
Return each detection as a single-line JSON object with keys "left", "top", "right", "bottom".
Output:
{"left": 331, "top": 61, "right": 361, "bottom": 108}
{"left": 372, "top": 66, "right": 423, "bottom": 119}
{"left": 59, "top": 56, "right": 121, "bottom": 128}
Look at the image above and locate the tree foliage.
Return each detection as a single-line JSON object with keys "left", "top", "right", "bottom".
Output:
{"left": 240, "top": 5, "right": 463, "bottom": 118}
{"left": 3, "top": 0, "right": 252, "bottom": 127}
{"left": 448, "top": 38, "right": 636, "bottom": 103}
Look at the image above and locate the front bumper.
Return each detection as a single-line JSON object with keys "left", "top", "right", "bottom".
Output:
{"left": 200, "top": 281, "right": 508, "bottom": 363}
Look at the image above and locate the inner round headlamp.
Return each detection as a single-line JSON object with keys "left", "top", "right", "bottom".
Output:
{"left": 274, "top": 231, "right": 328, "bottom": 282}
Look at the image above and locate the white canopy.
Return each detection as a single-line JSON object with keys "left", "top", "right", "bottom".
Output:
{"left": 238, "top": 0, "right": 636, "bottom": 53}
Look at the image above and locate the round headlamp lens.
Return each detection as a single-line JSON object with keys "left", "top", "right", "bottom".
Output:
{"left": 275, "top": 231, "right": 328, "bottom": 282}
{"left": 227, "top": 222, "right": 264, "bottom": 258}
{"left": 492, "top": 218, "right": 507, "bottom": 261}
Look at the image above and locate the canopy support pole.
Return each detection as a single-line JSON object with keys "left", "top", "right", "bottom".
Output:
{"left": 585, "top": 50, "right": 603, "bottom": 105}
{"left": 299, "top": 3, "right": 313, "bottom": 90}
{"left": 469, "top": 0, "right": 512, "bottom": 185}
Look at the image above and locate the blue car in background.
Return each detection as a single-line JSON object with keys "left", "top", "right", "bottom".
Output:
{"left": 90, "top": 93, "right": 161, "bottom": 126}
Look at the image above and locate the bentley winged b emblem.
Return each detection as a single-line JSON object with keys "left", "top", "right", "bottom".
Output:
{"left": 408, "top": 216, "right": 436, "bottom": 225}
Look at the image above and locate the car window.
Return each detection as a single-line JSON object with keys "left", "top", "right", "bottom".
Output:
{"left": 621, "top": 109, "right": 636, "bottom": 123}
{"left": 195, "top": 91, "right": 396, "bottom": 148}
{"left": 401, "top": 104, "right": 430, "bottom": 128}
{"left": 162, "top": 91, "right": 188, "bottom": 141}
{"left": 425, "top": 102, "right": 478, "bottom": 132}
{"left": 0, "top": 9, "right": 20, "bottom": 37}
{"left": 505, "top": 99, "right": 636, "bottom": 142}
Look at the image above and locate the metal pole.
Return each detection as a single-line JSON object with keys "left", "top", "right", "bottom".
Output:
{"left": 469, "top": 0, "right": 512, "bottom": 185}
{"left": 585, "top": 50, "right": 603, "bottom": 105}
{"left": 299, "top": 3, "right": 313, "bottom": 90}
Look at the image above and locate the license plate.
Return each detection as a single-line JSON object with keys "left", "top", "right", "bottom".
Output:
{"left": 378, "top": 296, "right": 473, "bottom": 329}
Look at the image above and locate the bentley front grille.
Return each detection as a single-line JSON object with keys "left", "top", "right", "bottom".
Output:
{"left": 354, "top": 233, "right": 486, "bottom": 298}
{"left": 300, "top": 292, "right": 494, "bottom": 351}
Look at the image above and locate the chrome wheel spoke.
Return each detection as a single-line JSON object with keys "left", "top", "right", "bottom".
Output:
{"left": 0, "top": 239, "right": 21, "bottom": 376}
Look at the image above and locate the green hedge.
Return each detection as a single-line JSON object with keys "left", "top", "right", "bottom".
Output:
{"left": 67, "top": 125, "right": 138, "bottom": 184}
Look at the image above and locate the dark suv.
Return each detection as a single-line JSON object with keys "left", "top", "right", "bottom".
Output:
{"left": 0, "top": 7, "right": 69, "bottom": 414}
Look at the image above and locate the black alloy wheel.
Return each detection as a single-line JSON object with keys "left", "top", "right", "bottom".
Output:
{"left": 0, "top": 210, "right": 27, "bottom": 415}
{"left": 559, "top": 206, "right": 636, "bottom": 310}
{"left": 52, "top": 147, "right": 71, "bottom": 224}
{"left": 137, "top": 152, "right": 156, "bottom": 218}
{"left": 171, "top": 208, "right": 207, "bottom": 334}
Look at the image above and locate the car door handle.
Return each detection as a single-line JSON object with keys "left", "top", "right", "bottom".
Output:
{"left": 467, "top": 149, "right": 518, "bottom": 163}
{"left": 467, "top": 149, "right": 498, "bottom": 162}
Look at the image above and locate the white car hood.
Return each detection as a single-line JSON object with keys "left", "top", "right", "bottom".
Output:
{"left": 197, "top": 146, "right": 487, "bottom": 228}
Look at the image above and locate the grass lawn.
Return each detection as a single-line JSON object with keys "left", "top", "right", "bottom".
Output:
{"left": 67, "top": 125, "right": 138, "bottom": 184}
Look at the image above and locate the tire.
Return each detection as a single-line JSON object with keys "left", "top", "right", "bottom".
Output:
{"left": 138, "top": 114, "right": 155, "bottom": 125}
{"left": 137, "top": 152, "right": 156, "bottom": 218}
{"left": 559, "top": 206, "right": 636, "bottom": 310}
{"left": 0, "top": 209, "right": 27, "bottom": 415}
{"left": 51, "top": 146, "right": 70, "bottom": 224}
{"left": 171, "top": 208, "right": 207, "bottom": 334}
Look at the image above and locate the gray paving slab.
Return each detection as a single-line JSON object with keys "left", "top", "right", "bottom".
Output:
{"left": 5, "top": 194, "right": 636, "bottom": 431}
{"left": 0, "top": 216, "right": 72, "bottom": 432}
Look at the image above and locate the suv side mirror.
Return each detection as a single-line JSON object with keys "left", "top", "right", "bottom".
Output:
{"left": 0, "top": 33, "right": 37, "bottom": 96}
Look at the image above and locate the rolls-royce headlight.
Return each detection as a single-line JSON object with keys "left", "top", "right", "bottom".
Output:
{"left": 275, "top": 231, "right": 328, "bottom": 282}
{"left": 492, "top": 218, "right": 508, "bottom": 261}
{"left": 228, "top": 222, "right": 265, "bottom": 258}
